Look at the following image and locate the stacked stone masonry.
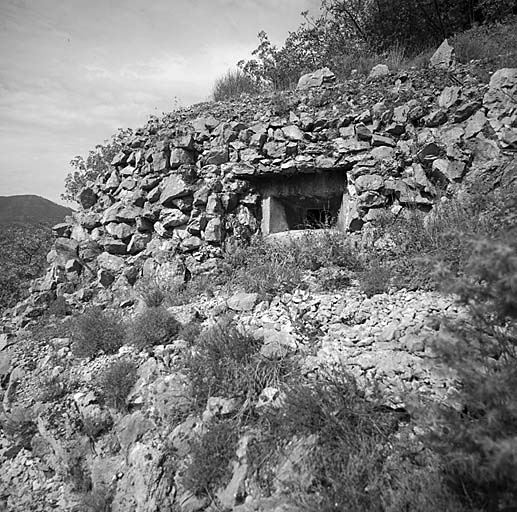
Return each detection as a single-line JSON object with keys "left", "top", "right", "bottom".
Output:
{"left": 26, "top": 66, "right": 512, "bottom": 308}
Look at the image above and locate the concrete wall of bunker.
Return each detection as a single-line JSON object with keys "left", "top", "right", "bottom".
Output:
{"left": 256, "top": 171, "right": 350, "bottom": 235}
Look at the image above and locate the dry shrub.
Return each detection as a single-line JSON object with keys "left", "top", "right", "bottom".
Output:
{"left": 225, "top": 231, "right": 360, "bottom": 298}
{"left": 182, "top": 418, "right": 239, "bottom": 497}
{"left": 362, "top": 183, "right": 517, "bottom": 292}
{"left": 358, "top": 259, "right": 392, "bottom": 297}
{"left": 137, "top": 278, "right": 165, "bottom": 307}
{"left": 128, "top": 306, "right": 180, "bottom": 351}
{"left": 97, "top": 359, "right": 138, "bottom": 411}
{"left": 0, "top": 406, "right": 37, "bottom": 452}
{"left": 250, "top": 370, "right": 463, "bottom": 511}
{"left": 72, "top": 486, "right": 113, "bottom": 512}
{"left": 185, "top": 319, "right": 262, "bottom": 409}
{"left": 71, "top": 307, "right": 125, "bottom": 358}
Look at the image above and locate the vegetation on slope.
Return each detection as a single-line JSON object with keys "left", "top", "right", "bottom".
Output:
{"left": 185, "top": 181, "right": 517, "bottom": 511}
{"left": 212, "top": 0, "right": 517, "bottom": 98}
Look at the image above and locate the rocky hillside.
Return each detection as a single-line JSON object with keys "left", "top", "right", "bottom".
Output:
{"left": 0, "top": 46, "right": 515, "bottom": 512}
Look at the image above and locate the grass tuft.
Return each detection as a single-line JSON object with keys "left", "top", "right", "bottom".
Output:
{"left": 213, "top": 68, "right": 261, "bottom": 101}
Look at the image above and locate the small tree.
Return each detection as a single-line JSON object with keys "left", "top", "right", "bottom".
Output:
{"left": 62, "top": 128, "right": 133, "bottom": 203}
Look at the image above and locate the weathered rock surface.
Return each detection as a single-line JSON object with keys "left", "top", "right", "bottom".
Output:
{"left": 430, "top": 39, "right": 455, "bottom": 68}
{"left": 297, "top": 67, "right": 336, "bottom": 89}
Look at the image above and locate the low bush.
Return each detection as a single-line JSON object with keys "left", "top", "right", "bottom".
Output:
{"left": 224, "top": 237, "right": 303, "bottom": 298}
{"left": 72, "top": 486, "right": 113, "bottom": 512}
{"left": 363, "top": 184, "right": 517, "bottom": 292}
{"left": 71, "top": 307, "right": 125, "bottom": 358}
{"left": 292, "top": 229, "right": 362, "bottom": 272}
{"left": 182, "top": 418, "right": 239, "bottom": 497}
{"left": 97, "top": 359, "right": 138, "bottom": 411}
{"left": 0, "top": 406, "right": 37, "bottom": 452}
{"left": 47, "top": 295, "right": 70, "bottom": 317}
{"left": 452, "top": 17, "right": 517, "bottom": 67}
{"left": 37, "top": 373, "right": 74, "bottom": 403}
{"left": 250, "top": 370, "right": 463, "bottom": 511}
{"left": 67, "top": 453, "right": 92, "bottom": 493}
{"left": 163, "top": 274, "right": 216, "bottom": 307}
{"left": 137, "top": 278, "right": 165, "bottom": 307}
{"left": 177, "top": 319, "right": 203, "bottom": 345}
{"left": 415, "top": 234, "right": 517, "bottom": 510}
{"left": 333, "top": 52, "right": 379, "bottom": 78}
{"left": 128, "top": 306, "right": 180, "bottom": 351}
{"left": 224, "top": 231, "right": 360, "bottom": 298}
{"left": 81, "top": 413, "right": 113, "bottom": 440}
{"left": 270, "top": 92, "right": 292, "bottom": 115}
{"left": 250, "top": 355, "right": 300, "bottom": 393}
{"left": 358, "top": 258, "right": 392, "bottom": 297}
{"left": 185, "top": 319, "right": 262, "bottom": 409}
{"left": 213, "top": 68, "right": 260, "bottom": 101}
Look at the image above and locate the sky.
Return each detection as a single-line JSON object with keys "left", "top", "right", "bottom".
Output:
{"left": 0, "top": 0, "right": 320, "bottom": 205}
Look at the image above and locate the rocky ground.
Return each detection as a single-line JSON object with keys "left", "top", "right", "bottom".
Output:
{"left": 0, "top": 279, "right": 468, "bottom": 512}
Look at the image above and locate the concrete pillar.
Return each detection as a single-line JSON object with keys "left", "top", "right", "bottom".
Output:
{"left": 336, "top": 193, "right": 362, "bottom": 232}
{"left": 261, "top": 196, "right": 289, "bottom": 235}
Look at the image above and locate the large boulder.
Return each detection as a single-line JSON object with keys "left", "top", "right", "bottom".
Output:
{"left": 282, "top": 125, "right": 305, "bottom": 141}
{"left": 227, "top": 292, "right": 258, "bottom": 312}
{"left": 432, "top": 158, "right": 466, "bottom": 183}
{"left": 170, "top": 148, "right": 195, "bottom": 169}
{"left": 369, "top": 64, "right": 389, "bottom": 79}
{"left": 160, "top": 175, "right": 190, "bottom": 207}
{"left": 354, "top": 174, "right": 384, "bottom": 193}
{"left": 142, "top": 258, "right": 186, "bottom": 288}
{"left": 204, "top": 217, "right": 223, "bottom": 243}
{"left": 160, "top": 209, "right": 189, "bottom": 229}
{"left": 47, "top": 238, "right": 79, "bottom": 269}
{"left": 116, "top": 205, "right": 142, "bottom": 223}
{"left": 105, "top": 222, "right": 135, "bottom": 240}
{"left": 52, "top": 222, "right": 72, "bottom": 237}
{"left": 297, "top": 67, "right": 335, "bottom": 90}
{"left": 127, "top": 233, "right": 151, "bottom": 254}
{"left": 430, "top": 39, "right": 455, "bottom": 69}
{"left": 439, "top": 86, "right": 461, "bottom": 109}
{"left": 484, "top": 68, "right": 517, "bottom": 149}
{"left": 152, "top": 150, "right": 169, "bottom": 172}
{"left": 97, "top": 252, "right": 125, "bottom": 273}
{"left": 485, "top": 67, "right": 517, "bottom": 110}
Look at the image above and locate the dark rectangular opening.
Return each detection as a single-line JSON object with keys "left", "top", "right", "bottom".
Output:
{"left": 306, "top": 208, "right": 332, "bottom": 228}
{"left": 279, "top": 194, "right": 341, "bottom": 230}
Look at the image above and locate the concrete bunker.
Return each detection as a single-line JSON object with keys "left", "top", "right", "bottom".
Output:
{"left": 252, "top": 170, "right": 348, "bottom": 235}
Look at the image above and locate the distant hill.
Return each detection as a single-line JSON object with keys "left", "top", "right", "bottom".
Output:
{"left": 0, "top": 196, "right": 73, "bottom": 309}
{"left": 0, "top": 195, "right": 73, "bottom": 226}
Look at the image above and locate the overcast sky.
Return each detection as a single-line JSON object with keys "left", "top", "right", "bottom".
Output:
{"left": 0, "top": 0, "right": 319, "bottom": 204}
